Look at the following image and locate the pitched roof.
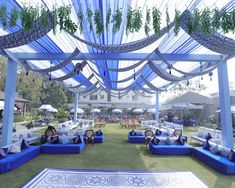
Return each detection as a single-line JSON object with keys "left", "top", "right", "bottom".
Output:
{"left": 165, "top": 91, "right": 212, "bottom": 105}
{"left": 0, "top": 91, "right": 29, "bottom": 103}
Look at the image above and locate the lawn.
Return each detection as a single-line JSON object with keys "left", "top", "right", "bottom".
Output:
{"left": 0, "top": 124, "right": 235, "bottom": 188}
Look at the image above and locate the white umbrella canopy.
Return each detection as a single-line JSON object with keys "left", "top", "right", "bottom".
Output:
{"left": 133, "top": 109, "right": 144, "bottom": 114}
{"left": 147, "top": 108, "right": 156, "bottom": 114}
{"left": 91, "top": 108, "right": 101, "bottom": 113}
{"left": 112, "top": 109, "right": 123, "bottom": 114}
{"left": 39, "top": 104, "right": 58, "bottom": 113}
{"left": 70, "top": 108, "right": 84, "bottom": 114}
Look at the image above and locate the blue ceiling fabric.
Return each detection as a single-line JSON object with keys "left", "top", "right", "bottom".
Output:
{"left": 69, "top": 74, "right": 95, "bottom": 89}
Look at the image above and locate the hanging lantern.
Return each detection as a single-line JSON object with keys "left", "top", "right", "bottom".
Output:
{"left": 133, "top": 69, "right": 136, "bottom": 80}
{"left": 186, "top": 80, "right": 189, "bottom": 86}
{"left": 199, "top": 84, "right": 201, "bottom": 89}
{"left": 103, "top": 71, "right": 106, "bottom": 76}
{"left": 201, "top": 76, "right": 203, "bottom": 80}
{"left": 49, "top": 74, "right": 52, "bottom": 81}
{"left": 19, "top": 78, "right": 22, "bottom": 82}
{"left": 209, "top": 72, "right": 213, "bottom": 81}
{"left": 26, "top": 71, "right": 29, "bottom": 76}
{"left": 169, "top": 68, "right": 171, "bottom": 74}
{"left": 32, "top": 78, "right": 35, "bottom": 82}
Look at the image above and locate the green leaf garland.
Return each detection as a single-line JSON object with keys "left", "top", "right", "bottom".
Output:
{"left": 126, "top": 6, "right": 133, "bottom": 35}
{"left": 212, "top": 8, "right": 220, "bottom": 32}
{"left": 94, "top": 9, "right": 104, "bottom": 36}
{"left": 86, "top": 8, "right": 93, "bottom": 32}
{"left": 40, "top": 6, "right": 49, "bottom": 29}
{"left": 193, "top": 9, "right": 200, "bottom": 32}
{"left": 9, "top": 7, "right": 19, "bottom": 27}
{"left": 201, "top": 8, "right": 211, "bottom": 35}
{"left": 174, "top": 9, "right": 180, "bottom": 36}
{"left": 187, "top": 9, "right": 193, "bottom": 35}
{"left": 77, "top": 10, "right": 83, "bottom": 34}
{"left": 112, "top": 8, "right": 122, "bottom": 34}
{"left": 221, "top": 9, "right": 233, "bottom": 33}
{"left": 52, "top": 6, "right": 57, "bottom": 34}
{"left": 166, "top": 7, "right": 170, "bottom": 33}
{"left": 132, "top": 7, "right": 143, "bottom": 32}
{"left": 21, "top": 5, "right": 39, "bottom": 31}
{"left": 152, "top": 7, "right": 161, "bottom": 34}
{"left": 106, "top": 6, "right": 111, "bottom": 31}
{"left": 0, "top": 4, "right": 7, "bottom": 29}
{"left": 144, "top": 8, "right": 151, "bottom": 36}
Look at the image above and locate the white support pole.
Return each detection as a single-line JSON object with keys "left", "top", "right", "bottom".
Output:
{"left": 1, "top": 59, "right": 17, "bottom": 146}
{"left": 73, "top": 93, "right": 78, "bottom": 122}
{"left": 217, "top": 61, "right": 234, "bottom": 148}
{"left": 155, "top": 91, "right": 159, "bottom": 124}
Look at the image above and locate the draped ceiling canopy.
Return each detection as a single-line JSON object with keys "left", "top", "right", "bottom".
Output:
{"left": 0, "top": 0, "right": 235, "bottom": 97}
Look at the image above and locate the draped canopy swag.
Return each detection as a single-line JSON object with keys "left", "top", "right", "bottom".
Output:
{"left": 0, "top": 0, "right": 234, "bottom": 97}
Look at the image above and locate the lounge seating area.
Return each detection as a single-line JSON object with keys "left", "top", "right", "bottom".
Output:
{"left": 190, "top": 126, "right": 222, "bottom": 145}
{"left": 12, "top": 130, "right": 41, "bottom": 145}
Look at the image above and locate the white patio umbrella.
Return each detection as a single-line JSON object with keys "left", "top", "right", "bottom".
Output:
{"left": 112, "top": 109, "right": 123, "bottom": 114}
{"left": 70, "top": 108, "right": 84, "bottom": 114}
{"left": 147, "top": 108, "right": 156, "bottom": 114}
{"left": 216, "top": 106, "right": 235, "bottom": 113}
{"left": 132, "top": 109, "right": 144, "bottom": 114}
{"left": 39, "top": 104, "right": 58, "bottom": 113}
{"left": 91, "top": 108, "right": 101, "bottom": 113}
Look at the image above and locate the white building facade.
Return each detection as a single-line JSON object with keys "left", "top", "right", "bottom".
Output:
{"left": 76, "top": 90, "right": 155, "bottom": 109}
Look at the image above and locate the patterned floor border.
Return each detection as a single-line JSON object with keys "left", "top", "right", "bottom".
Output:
{"left": 23, "top": 168, "right": 208, "bottom": 188}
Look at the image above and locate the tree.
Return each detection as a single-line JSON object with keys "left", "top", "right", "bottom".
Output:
{"left": 0, "top": 56, "right": 7, "bottom": 91}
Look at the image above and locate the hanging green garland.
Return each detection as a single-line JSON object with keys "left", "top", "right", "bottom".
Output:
{"left": 187, "top": 9, "right": 193, "bottom": 35}
{"left": 94, "top": 9, "right": 103, "bottom": 36}
{"left": 21, "top": 5, "right": 39, "bottom": 31}
{"left": 201, "top": 8, "right": 211, "bottom": 35}
{"left": 9, "top": 7, "right": 19, "bottom": 27}
{"left": 144, "top": 8, "right": 151, "bottom": 36}
{"left": 106, "top": 6, "right": 111, "bottom": 31}
{"left": 126, "top": 6, "right": 133, "bottom": 35}
{"left": 0, "top": 4, "right": 7, "bottom": 29}
{"left": 221, "top": 9, "right": 233, "bottom": 33}
{"left": 193, "top": 9, "right": 200, "bottom": 32}
{"left": 231, "top": 9, "right": 235, "bottom": 32}
{"left": 174, "top": 9, "right": 180, "bottom": 36}
{"left": 166, "top": 7, "right": 170, "bottom": 33}
{"left": 112, "top": 8, "right": 122, "bottom": 34}
{"left": 52, "top": 6, "right": 57, "bottom": 34}
{"left": 152, "top": 7, "right": 161, "bottom": 34}
{"left": 212, "top": 8, "right": 220, "bottom": 32}
{"left": 132, "top": 7, "right": 143, "bottom": 32}
{"left": 77, "top": 10, "right": 83, "bottom": 34}
{"left": 86, "top": 8, "right": 93, "bottom": 32}
{"left": 40, "top": 5, "right": 49, "bottom": 29}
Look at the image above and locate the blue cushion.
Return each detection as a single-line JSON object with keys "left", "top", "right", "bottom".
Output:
{"left": 21, "top": 139, "right": 30, "bottom": 149}
{"left": 128, "top": 135, "right": 145, "bottom": 143}
{"left": 205, "top": 133, "right": 212, "bottom": 140}
{"left": 73, "top": 136, "right": 82, "bottom": 144}
{"left": 51, "top": 135, "right": 59, "bottom": 144}
{"left": 129, "top": 130, "right": 137, "bottom": 136}
{"left": 202, "top": 141, "right": 210, "bottom": 150}
{"left": 177, "top": 136, "right": 187, "bottom": 145}
{"left": 228, "top": 150, "right": 235, "bottom": 162}
{"left": 95, "top": 130, "right": 103, "bottom": 136}
{"left": 155, "top": 129, "right": 162, "bottom": 136}
{"left": 151, "top": 137, "right": 160, "bottom": 145}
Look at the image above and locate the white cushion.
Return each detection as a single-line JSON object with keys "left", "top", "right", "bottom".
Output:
{"left": 10, "top": 144, "right": 21, "bottom": 153}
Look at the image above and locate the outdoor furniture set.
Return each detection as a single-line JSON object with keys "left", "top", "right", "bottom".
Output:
{"left": 0, "top": 128, "right": 104, "bottom": 173}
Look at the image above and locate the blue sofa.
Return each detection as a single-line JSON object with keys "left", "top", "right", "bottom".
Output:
{"left": 83, "top": 135, "right": 104, "bottom": 144}
{"left": 0, "top": 146, "right": 40, "bottom": 173}
{"left": 128, "top": 135, "right": 145, "bottom": 143}
{"left": 40, "top": 143, "right": 85, "bottom": 154}
{"left": 149, "top": 143, "right": 192, "bottom": 155}
{"left": 192, "top": 147, "right": 235, "bottom": 175}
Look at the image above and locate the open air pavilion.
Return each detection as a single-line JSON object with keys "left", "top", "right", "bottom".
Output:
{"left": 0, "top": 0, "right": 235, "bottom": 187}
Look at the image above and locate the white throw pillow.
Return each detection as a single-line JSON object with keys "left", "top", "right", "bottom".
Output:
{"left": 10, "top": 144, "right": 21, "bottom": 153}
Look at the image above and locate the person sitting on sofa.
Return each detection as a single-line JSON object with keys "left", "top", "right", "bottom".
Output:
{"left": 41, "top": 125, "right": 57, "bottom": 144}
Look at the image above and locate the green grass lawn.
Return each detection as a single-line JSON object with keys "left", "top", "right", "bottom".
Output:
{"left": 0, "top": 124, "right": 235, "bottom": 187}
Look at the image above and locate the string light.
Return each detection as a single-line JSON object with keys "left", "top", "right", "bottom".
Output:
{"left": 209, "top": 72, "right": 213, "bottom": 81}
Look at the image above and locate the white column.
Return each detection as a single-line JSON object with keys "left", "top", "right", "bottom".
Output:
{"left": 73, "top": 93, "right": 79, "bottom": 122}
{"left": 217, "top": 61, "right": 233, "bottom": 148}
{"left": 155, "top": 91, "right": 159, "bottom": 124}
{"left": 1, "top": 59, "right": 17, "bottom": 146}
